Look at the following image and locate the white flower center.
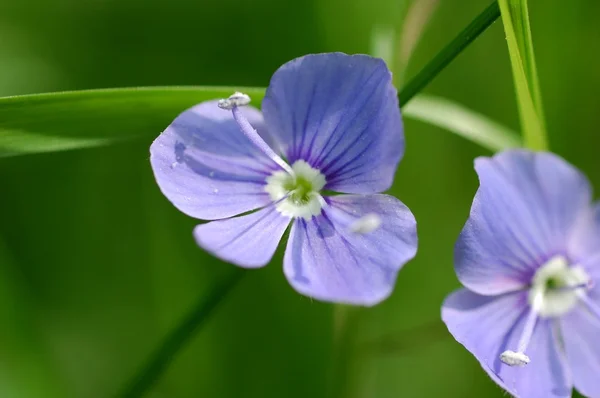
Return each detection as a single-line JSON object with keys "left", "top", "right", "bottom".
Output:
{"left": 216, "top": 91, "right": 377, "bottom": 227}
{"left": 529, "top": 255, "right": 590, "bottom": 318}
{"left": 501, "top": 256, "right": 593, "bottom": 367}
{"left": 265, "top": 160, "right": 326, "bottom": 220}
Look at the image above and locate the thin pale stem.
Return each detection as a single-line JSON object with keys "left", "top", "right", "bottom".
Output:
{"left": 329, "top": 305, "right": 361, "bottom": 398}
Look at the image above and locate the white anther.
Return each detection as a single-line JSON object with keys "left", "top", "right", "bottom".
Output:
{"left": 500, "top": 350, "right": 530, "bottom": 367}
{"left": 217, "top": 92, "right": 251, "bottom": 110}
{"left": 349, "top": 214, "right": 382, "bottom": 234}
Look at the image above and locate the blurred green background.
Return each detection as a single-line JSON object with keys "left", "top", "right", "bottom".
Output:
{"left": 1, "top": 0, "right": 599, "bottom": 397}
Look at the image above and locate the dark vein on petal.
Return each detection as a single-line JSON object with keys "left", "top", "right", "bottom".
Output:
{"left": 297, "top": 83, "right": 318, "bottom": 162}
{"left": 314, "top": 72, "right": 387, "bottom": 169}
{"left": 323, "top": 139, "right": 378, "bottom": 185}
{"left": 302, "top": 64, "right": 344, "bottom": 163}
{"left": 212, "top": 206, "right": 284, "bottom": 252}
{"left": 307, "top": 66, "right": 380, "bottom": 167}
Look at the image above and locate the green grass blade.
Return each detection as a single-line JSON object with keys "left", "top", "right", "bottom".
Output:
{"left": 498, "top": 0, "right": 547, "bottom": 150}
{"left": 118, "top": 269, "right": 245, "bottom": 398}
{"left": 403, "top": 95, "right": 521, "bottom": 152}
{"left": 398, "top": 1, "right": 501, "bottom": 106}
{"left": 0, "top": 87, "right": 265, "bottom": 158}
{"left": 507, "top": 0, "right": 545, "bottom": 120}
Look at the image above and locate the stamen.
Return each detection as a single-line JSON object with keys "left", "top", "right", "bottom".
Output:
{"left": 217, "top": 91, "right": 251, "bottom": 109}
{"left": 218, "top": 92, "right": 294, "bottom": 175}
{"left": 516, "top": 308, "right": 538, "bottom": 353}
{"left": 500, "top": 351, "right": 530, "bottom": 367}
{"left": 500, "top": 290, "right": 542, "bottom": 367}
{"left": 349, "top": 213, "right": 382, "bottom": 234}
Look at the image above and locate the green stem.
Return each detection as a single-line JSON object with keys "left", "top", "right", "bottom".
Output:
{"left": 360, "top": 320, "right": 449, "bottom": 356}
{"left": 328, "top": 306, "right": 361, "bottom": 398}
{"left": 398, "top": 1, "right": 501, "bottom": 106}
{"left": 117, "top": 269, "right": 245, "bottom": 398}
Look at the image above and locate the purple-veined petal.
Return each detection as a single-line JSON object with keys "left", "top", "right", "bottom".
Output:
{"left": 442, "top": 289, "right": 572, "bottom": 398}
{"left": 283, "top": 194, "right": 417, "bottom": 305}
{"left": 262, "top": 52, "right": 403, "bottom": 194}
{"left": 456, "top": 150, "right": 592, "bottom": 295}
{"left": 561, "top": 302, "right": 600, "bottom": 397}
{"left": 571, "top": 202, "right": 600, "bottom": 281}
{"left": 193, "top": 205, "right": 291, "bottom": 268}
{"left": 150, "top": 100, "right": 280, "bottom": 220}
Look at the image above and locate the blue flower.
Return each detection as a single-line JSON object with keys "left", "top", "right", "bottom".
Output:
{"left": 442, "top": 150, "right": 600, "bottom": 397}
{"left": 150, "top": 53, "right": 418, "bottom": 305}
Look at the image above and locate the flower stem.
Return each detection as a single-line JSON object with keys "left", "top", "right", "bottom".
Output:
{"left": 117, "top": 269, "right": 245, "bottom": 398}
{"left": 498, "top": 0, "right": 548, "bottom": 151}
{"left": 398, "top": 1, "right": 501, "bottom": 107}
{"left": 328, "top": 305, "right": 361, "bottom": 398}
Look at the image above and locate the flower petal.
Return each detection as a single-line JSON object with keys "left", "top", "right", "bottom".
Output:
{"left": 283, "top": 194, "right": 417, "bottom": 305}
{"left": 570, "top": 202, "right": 600, "bottom": 280}
{"left": 150, "top": 100, "right": 279, "bottom": 220}
{"left": 442, "top": 289, "right": 572, "bottom": 398}
{"left": 456, "top": 150, "right": 592, "bottom": 295}
{"left": 561, "top": 304, "right": 600, "bottom": 397}
{"left": 262, "top": 52, "right": 403, "bottom": 194}
{"left": 193, "top": 205, "right": 291, "bottom": 268}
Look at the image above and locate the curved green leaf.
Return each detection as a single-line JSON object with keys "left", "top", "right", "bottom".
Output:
{"left": 0, "top": 87, "right": 518, "bottom": 158}
{"left": 403, "top": 94, "right": 521, "bottom": 152}
{"left": 0, "top": 87, "right": 265, "bottom": 158}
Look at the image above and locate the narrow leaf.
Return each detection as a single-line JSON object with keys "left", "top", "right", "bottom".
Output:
{"left": 398, "top": 1, "right": 501, "bottom": 106}
{"left": 118, "top": 269, "right": 245, "bottom": 398}
{"left": 403, "top": 95, "right": 521, "bottom": 152}
{"left": 0, "top": 87, "right": 265, "bottom": 157}
{"left": 507, "top": 0, "right": 544, "bottom": 119}
{"left": 498, "top": 0, "right": 547, "bottom": 150}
